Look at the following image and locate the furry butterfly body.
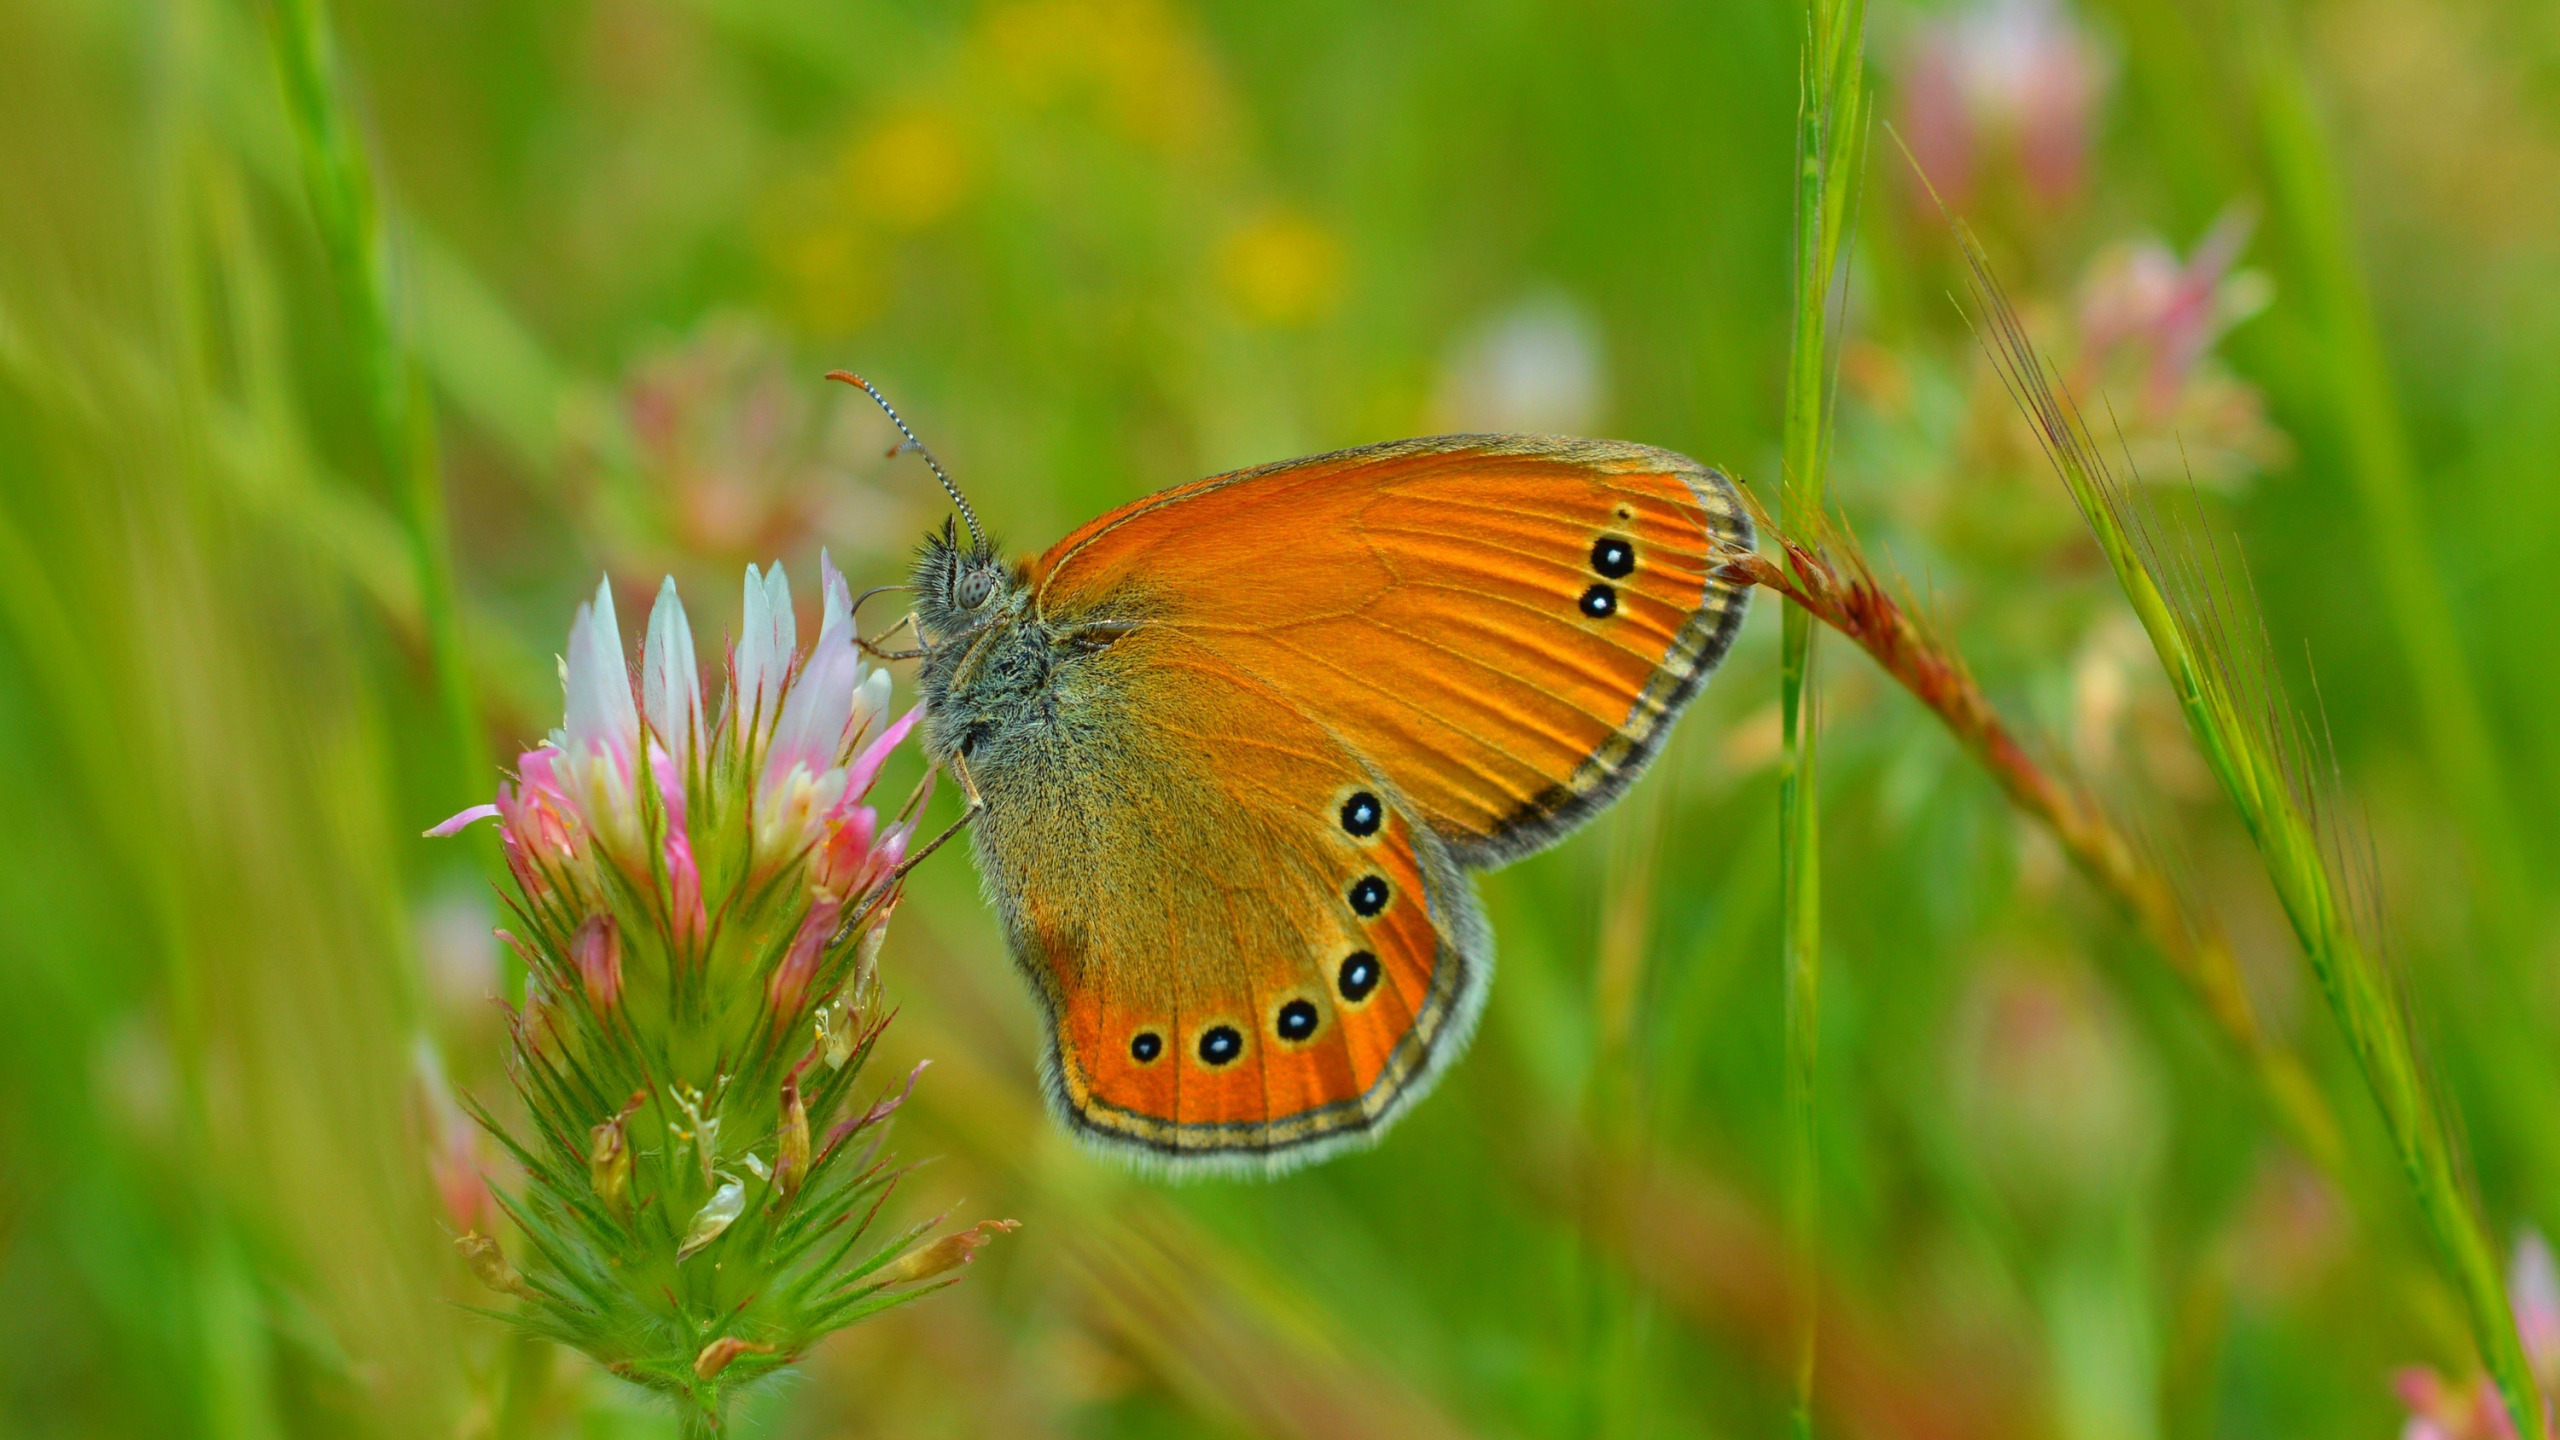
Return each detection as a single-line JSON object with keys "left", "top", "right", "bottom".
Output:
{"left": 912, "top": 434, "right": 1752, "bottom": 1175}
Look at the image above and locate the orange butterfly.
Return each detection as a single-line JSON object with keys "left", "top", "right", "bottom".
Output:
{"left": 845, "top": 379, "right": 1753, "bottom": 1175}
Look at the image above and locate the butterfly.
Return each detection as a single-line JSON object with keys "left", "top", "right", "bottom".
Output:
{"left": 838, "top": 377, "right": 1754, "bottom": 1175}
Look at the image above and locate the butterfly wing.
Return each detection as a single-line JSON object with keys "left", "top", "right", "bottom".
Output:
{"left": 1028, "top": 435, "right": 1754, "bottom": 865}
{"left": 963, "top": 620, "right": 1487, "bottom": 1173}
{"left": 978, "top": 434, "right": 1750, "bottom": 1171}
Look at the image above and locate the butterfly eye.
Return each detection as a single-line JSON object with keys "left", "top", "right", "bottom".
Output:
{"left": 955, "top": 568, "right": 997, "bottom": 610}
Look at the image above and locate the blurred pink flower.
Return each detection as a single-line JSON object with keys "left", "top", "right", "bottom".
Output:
{"left": 1897, "top": 0, "right": 2109, "bottom": 209}
{"left": 2074, "top": 207, "right": 2267, "bottom": 413}
{"left": 412, "top": 1038, "right": 493, "bottom": 1236}
{"left": 606, "top": 315, "right": 913, "bottom": 584}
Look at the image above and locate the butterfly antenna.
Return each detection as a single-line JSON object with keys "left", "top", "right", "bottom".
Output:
{"left": 825, "top": 370, "right": 985, "bottom": 549}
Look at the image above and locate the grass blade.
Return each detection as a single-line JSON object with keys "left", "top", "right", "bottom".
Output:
{"left": 1959, "top": 227, "right": 2546, "bottom": 1439}
{"left": 263, "top": 0, "right": 486, "bottom": 814}
{"left": 1779, "top": 0, "right": 1866, "bottom": 1427}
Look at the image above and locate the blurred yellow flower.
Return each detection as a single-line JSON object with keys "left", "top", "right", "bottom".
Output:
{"left": 1216, "top": 212, "right": 1344, "bottom": 328}
{"left": 842, "top": 110, "right": 974, "bottom": 232}
{"left": 978, "top": 0, "right": 1231, "bottom": 155}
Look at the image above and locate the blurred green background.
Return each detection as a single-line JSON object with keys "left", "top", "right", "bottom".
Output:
{"left": 7, "top": 0, "right": 2560, "bottom": 1433}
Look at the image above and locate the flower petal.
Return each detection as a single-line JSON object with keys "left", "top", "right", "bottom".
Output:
{"left": 847, "top": 667, "right": 892, "bottom": 755}
{"left": 842, "top": 703, "right": 924, "bottom": 801}
{"left": 425, "top": 803, "right": 500, "bottom": 837}
{"left": 737, "top": 561, "right": 796, "bottom": 740}
{"left": 642, "top": 575, "right": 702, "bottom": 765}
{"left": 766, "top": 613, "right": 864, "bottom": 792}
{"left": 818, "top": 548, "right": 855, "bottom": 643}
{"left": 563, "top": 575, "right": 639, "bottom": 762}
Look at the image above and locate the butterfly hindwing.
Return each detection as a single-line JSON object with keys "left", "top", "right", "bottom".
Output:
{"left": 965, "top": 620, "right": 1486, "bottom": 1173}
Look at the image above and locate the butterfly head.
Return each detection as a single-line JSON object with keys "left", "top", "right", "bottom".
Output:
{"left": 912, "top": 515, "right": 1021, "bottom": 643}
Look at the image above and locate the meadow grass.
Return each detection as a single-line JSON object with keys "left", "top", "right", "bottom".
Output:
{"left": 1776, "top": 0, "right": 1866, "bottom": 1428}
{"left": 262, "top": 0, "right": 484, "bottom": 818}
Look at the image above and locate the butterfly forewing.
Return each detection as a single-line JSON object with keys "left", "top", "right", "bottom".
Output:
{"left": 1032, "top": 435, "right": 1753, "bottom": 865}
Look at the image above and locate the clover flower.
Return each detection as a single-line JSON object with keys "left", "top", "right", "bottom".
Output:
{"left": 1896, "top": 0, "right": 2111, "bottom": 211}
{"left": 431, "top": 556, "right": 1008, "bottom": 1435}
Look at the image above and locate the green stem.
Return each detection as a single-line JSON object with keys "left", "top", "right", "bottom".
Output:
{"left": 1779, "top": 1, "right": 1865, "bottom": 1431}
{"left": 264, "top": 0, "right": 486, "bottom": 814}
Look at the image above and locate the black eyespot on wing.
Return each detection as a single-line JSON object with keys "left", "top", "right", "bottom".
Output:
{"left": 1338, "top": 951, "right": 1380, "bottom": 1002}
{"left": 1130, "top": 1031, "right": 1163, "bottom": 1064}
{"left": 1340, "top": 791, "right": 1382, "bottom": 837}
{"left": 1348, "top": 875, "right": 1389, "bottom": 917}
{"left": 1591, "top": 535, "right": 1636, "bottom": 578}
{"left": 1197, "top": 1025, "right": 1243, "bottom": 1067}
{"left": 1275, "top": 999, "right": 1318, "bottom": 1041}
{"left": 1579, "top": 583, "right": 1618, "bottom": 619}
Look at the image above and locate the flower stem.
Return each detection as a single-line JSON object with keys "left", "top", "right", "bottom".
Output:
{"left": 1779, "top": 0, "right": 1866, "bottom": 1428}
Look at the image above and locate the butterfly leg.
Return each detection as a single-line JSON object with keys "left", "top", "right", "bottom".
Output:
{"left": 857, "top": 614, "right": 929, "bottom": 662}
{"left": 886, "top": 751, "right": 986, "bottom": 884}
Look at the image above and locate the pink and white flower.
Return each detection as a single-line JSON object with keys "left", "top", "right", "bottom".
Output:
{"left": 430, "top": 555, "right": 923, "bottom": 1019}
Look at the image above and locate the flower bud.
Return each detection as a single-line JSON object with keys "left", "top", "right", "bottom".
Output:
{"left": 764, "top": 901, "right": 836, "bottom": 1027}
{"left": 774, "top": 1068, "right": 810, "bottom": 1200}
{"left": 877, "top": 1218, "right": 1019, "bottom": 1287}
{"left": 589, "top": 1091, "right": 642, "bottom": 1219}
{"left": 456, "top": 1230, "right": 532, "bottom": 1298}
{"left": 678, "top": 1174, "right": 745, "bottom": 1261}
{"left": 693, "top": 1336, "right": 776, "bottom": 1381}
{"left": 849, "top": 899, "right": 896, "bottom": 1011}
{"left": 572, "top": 913, "right": 622, "bottom": 1014}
